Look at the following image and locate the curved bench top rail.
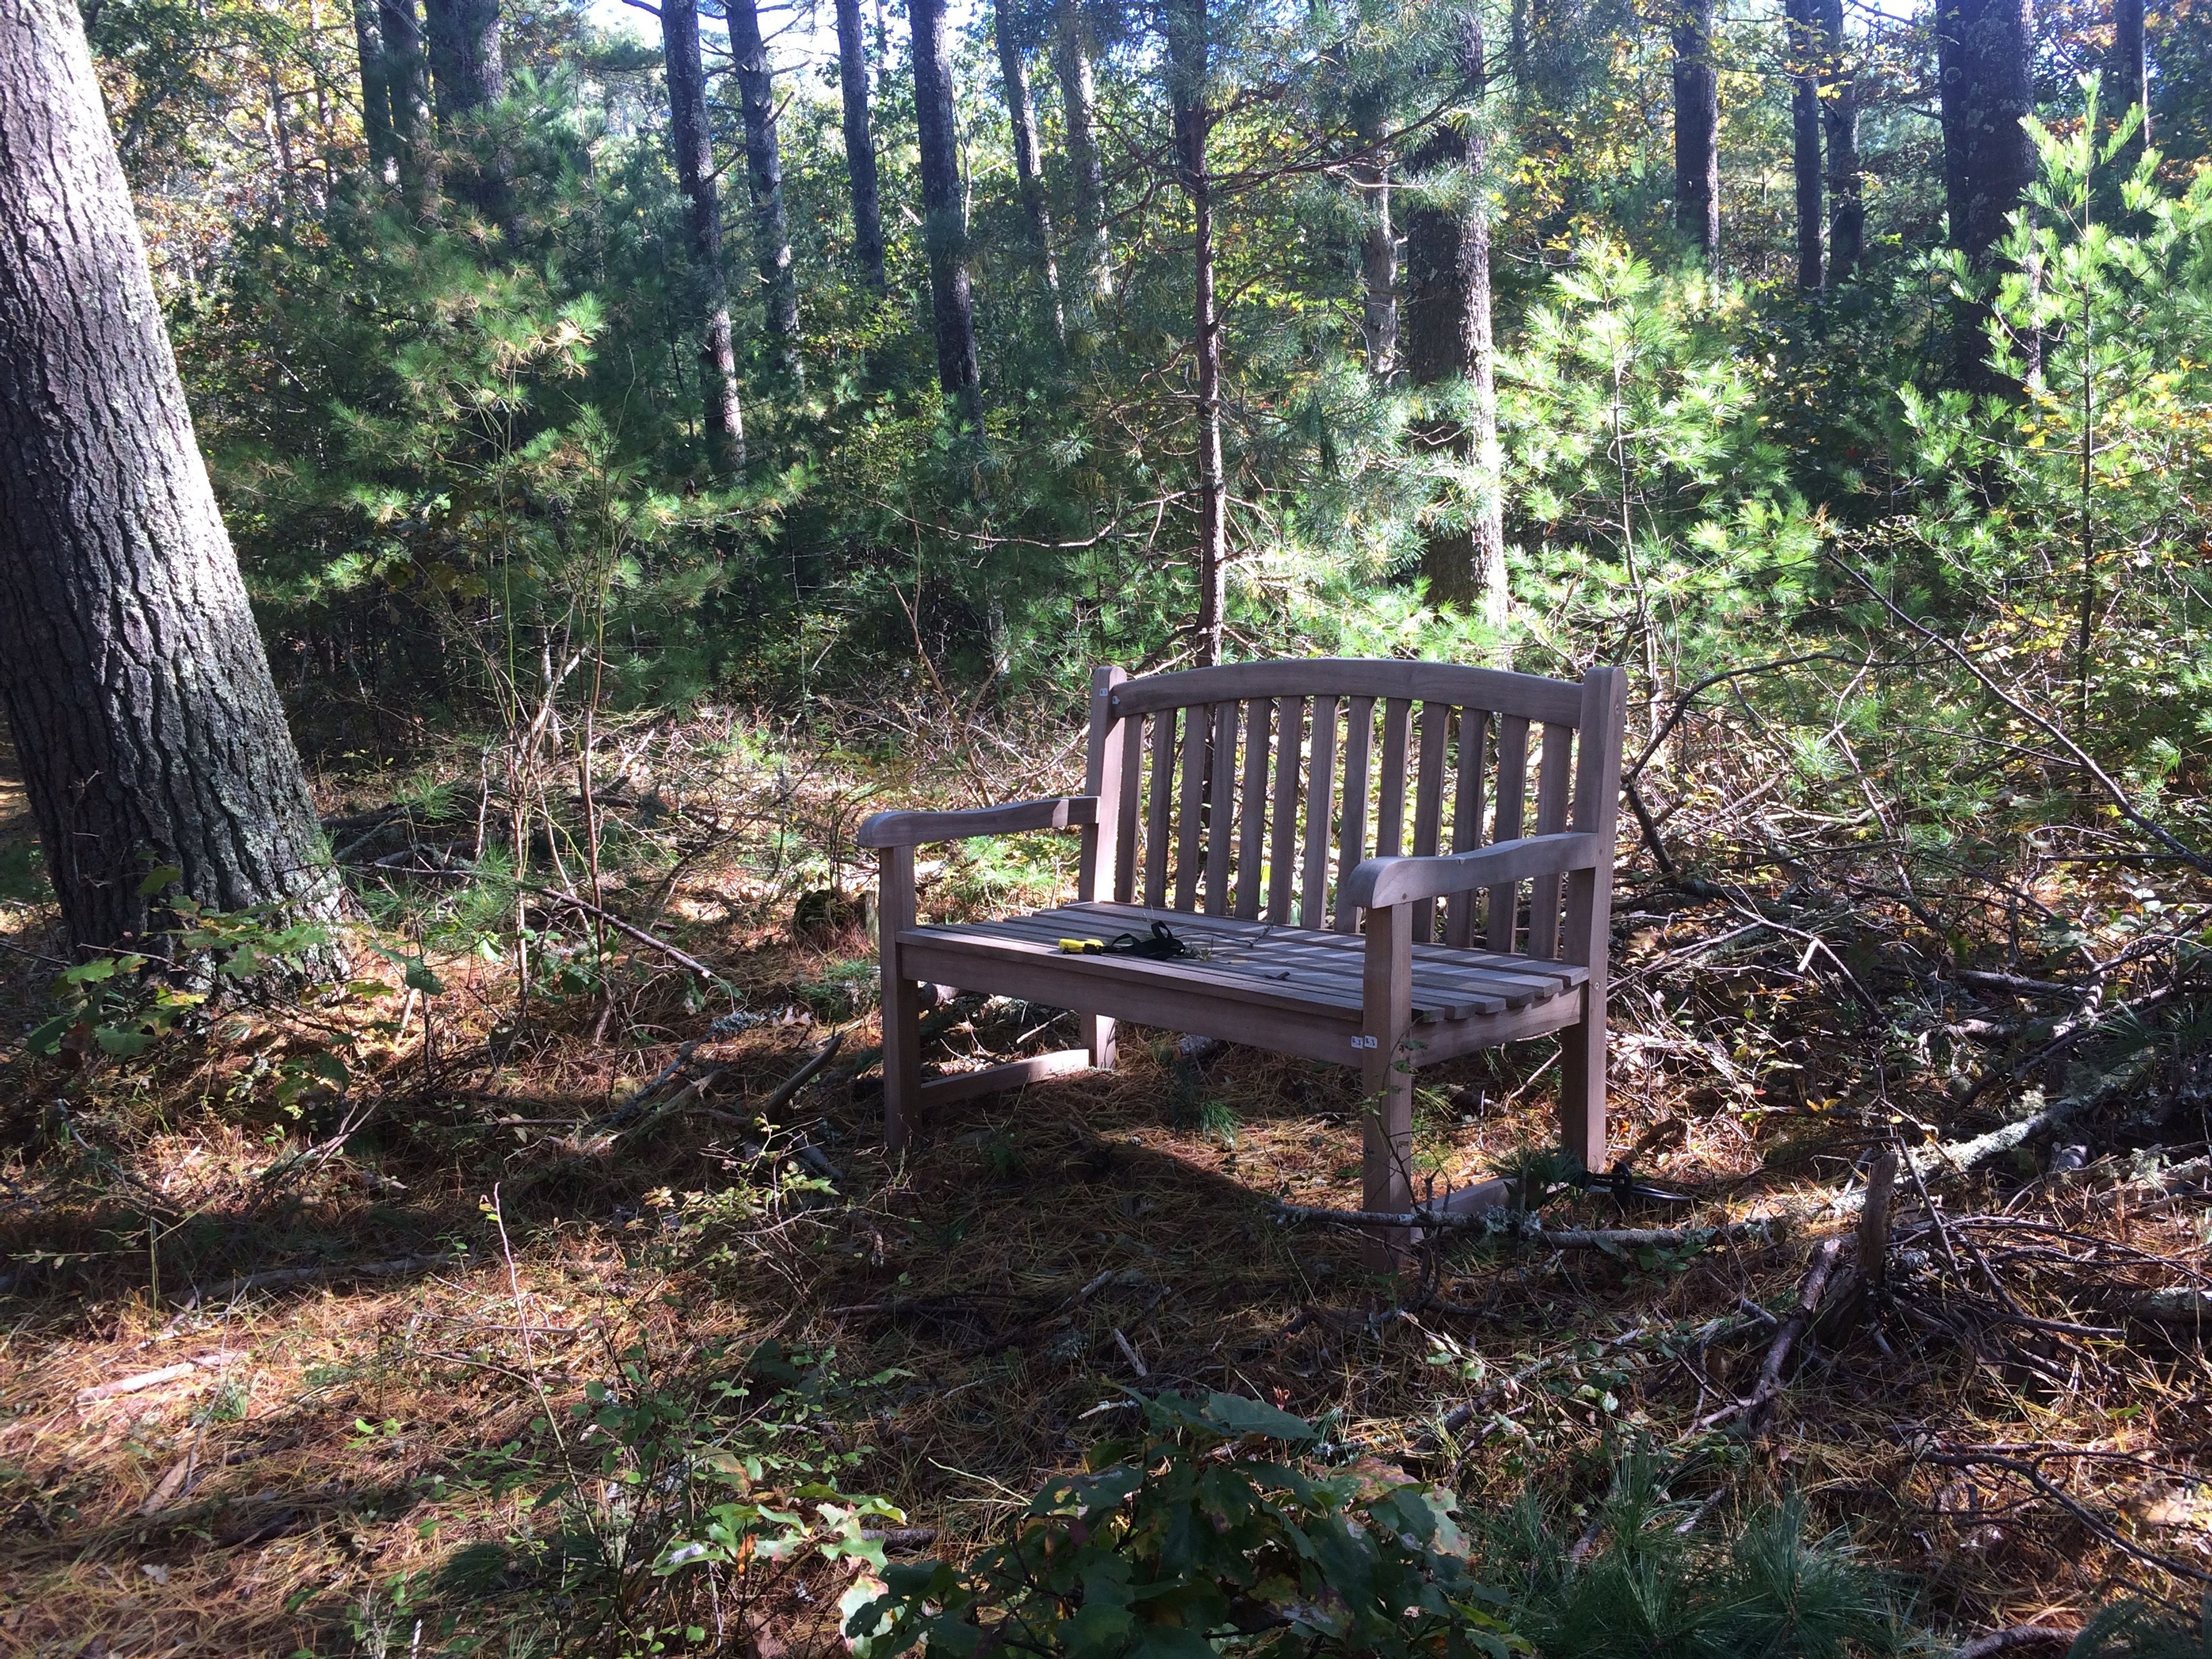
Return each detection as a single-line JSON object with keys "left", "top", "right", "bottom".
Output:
{"left": 1108, "top": 658, "right": 1585, "bottom": 727}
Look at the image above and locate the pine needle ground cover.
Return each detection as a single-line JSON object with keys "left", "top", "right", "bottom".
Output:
{"left": 0, "top": 712, "right": 2207, "bottom": 1657}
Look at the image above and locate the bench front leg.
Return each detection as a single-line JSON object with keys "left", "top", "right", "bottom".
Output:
{"left": 1361, "top": 900, "right": 1416, "bottom": 1270}
{"left": 878, "top": 844, "right": 922, "bottom": 1154}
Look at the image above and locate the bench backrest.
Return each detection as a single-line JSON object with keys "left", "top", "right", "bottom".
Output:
{"left": 1077, "top": 658, "right": 1626, "bottom": 961}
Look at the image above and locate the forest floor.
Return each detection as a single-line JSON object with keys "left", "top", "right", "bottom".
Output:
{"left": 0, "top": 717, "right": 2208, "bottom": 1656}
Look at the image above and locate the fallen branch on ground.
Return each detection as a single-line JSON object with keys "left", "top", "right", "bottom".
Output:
{"left": 1271, "top": 1202, "right": 1787, "bottom": 1252}
{"left": 184, "top": 1253, "right": 467, "bottom": 1307}
{"left": 77, "top": 1353, "right": 244, "bottom": 1402}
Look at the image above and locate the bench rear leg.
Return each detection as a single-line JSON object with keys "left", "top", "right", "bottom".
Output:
{"left": 1558, "top": 981, "right": 1607, "bottom": 1173}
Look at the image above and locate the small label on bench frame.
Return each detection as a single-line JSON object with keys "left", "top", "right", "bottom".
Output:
{"left": 1351, "top": 1035, "right": 1380, "bottom": 1049}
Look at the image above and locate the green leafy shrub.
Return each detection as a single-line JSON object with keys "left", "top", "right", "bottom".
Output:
{"left": 848, "top": 1389, "right": 1520, "bottom": 1658}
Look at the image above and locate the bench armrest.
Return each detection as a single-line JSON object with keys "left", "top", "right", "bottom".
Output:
{"left": 858, "top": 796, "right": 1100, "bottom": 850}
{"left": 1342, "top": 832, "right": 1603, "bottom": 911}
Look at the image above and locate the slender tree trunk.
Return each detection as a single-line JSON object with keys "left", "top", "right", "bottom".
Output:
{"left": 993, "top": 0, "right": 1065, "bottom": 343}
{"left": 660, "top": 0, "right": 744, "bottom": 474}
{"left": 911, "top": 0, "right": 982, "bottom": 416}
{"left": 1671, "top": 0, "right": 1719, "bottom": 266}
{"left": 834, "top": 0, "right": 887, "bottom": 291}
{"left": 351, "top": 0, "right": 397, "bottom": 184}
{"left": 1786, "top": 0, "right": 1822, "bottom": 290}
{"left": 1053, "top": 0, "right": 1113, "bottom": 302}
{"left": 728, "top": 0, "right": 800, "bottom": 379}
{"left": 0, "top": 0, "right": 342, "bottom": 960}
{"left": 1350, "top": 85, "right": 1397, "bottom": 380}
{"left": 378, "top": 0, "right": 436, "bottom": 215}
{"left": 1407, "top": 12, "right": 1506, "bottom": 638}
{"left": 1166, "top": 0, "right": 1225, "bottom": 665}
{"left": 1937, "top": 0, "right": 2036, "bottom": 387}
{"left": 1817, "top": 0, "right": 1861, "bottom": 280}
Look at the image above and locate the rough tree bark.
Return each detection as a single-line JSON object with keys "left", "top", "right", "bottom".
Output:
{"left": 1937, "top": 0, "right": 2036, "bottom": 387}
{"left": 1054, "top": 0, "right": 1113, "bottom": 303}
{"left": 911, "top": 0, "right": 982, "bottom": 416}
{"left": 423, "top": 0, "right": 501, "bottom": 114}
{"left": 422, "top": 0, "right": 506, "bottom": 222}
{"left": 993, "top": 0, "right": 1066, "bottom": 343}
{"left": 1166, "top": 0, "right": 1226, "bottom": 665}
{"left": 834, "top": 0, "right": 887, "bottom": 292}
{"left": 379, "top": 0, "right": 436, "bottom": 215}
{"left": 2110, "top": 0, "right": 2147, "bottom": 169}
{"left": 728, "top": 0, "right": 801, "bottom": 379}
{"left": 0, "top": 0, "right": 342, "bottom": 958}
{"left": 1404, "top": 11, "right": 1506, "bottom": 638}
{"left": 1817, "top": 0, "right": 1861, "bottom": 281}
{"left": 1671, "top": 0, "right": 1719, "bottom": 266}
{"left": 660, "top": 0, "right": 745, "bottom": 474}
{"left": 351, "top": 0, "right": 397, "bottom": 185}
{"left": 1786, "top": 0, "right": 1822, "bottom": 290}
{"left": 1350, "top": 83, "right": 1397, "bottom": 381}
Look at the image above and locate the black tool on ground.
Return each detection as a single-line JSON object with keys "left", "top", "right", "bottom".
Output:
{"left": 1104, "top": 922, "right": 1191, "bottom": 960}
{"left": 1573, "top": 1160, "right": 1694, "bottom": 1206}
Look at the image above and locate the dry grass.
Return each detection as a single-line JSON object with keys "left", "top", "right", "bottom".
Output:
{"left": 2, "top": 714, "right": 2209, "bottom": 1656}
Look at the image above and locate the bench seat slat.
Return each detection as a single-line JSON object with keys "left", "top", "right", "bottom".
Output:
{"left": 1052, "top": 903, "right": 1585, "bottom": 1003}
{"left": 903, "top": 903, "right": 1587, "bottom": 1026}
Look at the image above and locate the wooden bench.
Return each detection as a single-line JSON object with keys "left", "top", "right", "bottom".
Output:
{"left": 859, "top": 658, "right": 1627, "bottom": 1251}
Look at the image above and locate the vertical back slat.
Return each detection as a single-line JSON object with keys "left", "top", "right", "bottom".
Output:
{"left": 1143, "top": 707, "right": 1176, "bottom": 907}
{"left": 1445, "top": 708, "right": 1490, "bottom": 947}
{"left": 1234, "top": 700, "right": 1270, "bottom": 919}
{"left": 1410, "top": 700, "right": 1450, "bottom": 942}
{"left": 1486, "top": 714, "right": 1531, "bottom": 951}
{"left": 1376, "top": 698, "right": 1411, "bottom": 858}
{"left": 1266, "top": 697, "right": 1302, "bottom": 922}
{"left": 1300, "top": 696, "right": 1339, "bottom": 929}
{"left": 1333, "top": 695, "right": 1377, "bottom": 931}
{"left": 1527, "top": 722, "right": 1574, "bottom": 958}
{"left": 1174, "top": 704, "right": 1210, "bottom": 910}
{"left": 1114, "top": 710, "right": 1145, "bottom": 903}
{"left": 1202, "top": 701, "right": 1237, "bottom": 914}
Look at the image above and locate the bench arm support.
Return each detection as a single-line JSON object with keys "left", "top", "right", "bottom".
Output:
{"left": 858, "top": 795, "right": 1100, "bottom": 850}
{"left": 1342, "top": 832, "right": 1603, "bottom": 912}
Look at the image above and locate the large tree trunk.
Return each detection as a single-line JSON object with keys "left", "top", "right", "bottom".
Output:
{"left": 423, "top": 0, "right": 507, "bottom": 223}
{"left": 423, "top": 0, "right": 500, "bottom": 114}
{"left": 1817, "top": 0, "right": 1861, "bottom": 281}
{"left": 379, "top": 0, "right": 437, "bottom": 216}
{"left": 2109, "top": 0, "right": 2147, "bottom": 174}
{"left": 1053, "top": 0, "right": 1113, "bottom": 304}
{"left": 993, "top": 0, "right": 1066, "bottom": 343}
{"left": 911, "top": 0, "right": 982, "bottom": 416}
{"left": 1350, "top": 85, "right": 1397, "bottom": 381}
{"left": 728, "top": 0, "right": 800, "bottom": 380}
{"left": 0, "top": 0, "right": 340, "bottom": 959}
{"left": 833, "top": 0, "right": 887, "bottom": 292}
{"left": 1406, "top": 11, "right": 1506, "bottom": 637}
{"left": 351, "top": 0, "right": 397, "bottom": 185}
{"left": 660, "top": 0, "right": 745, "bottom": 474}
{"left": 1786, "top": 0, "right": 1822, "bottom": 290}
{"left": 1166, "top": 0, "right": 1225, "bottom": 665}
{"left": 1937, "top": 0, "right": 2035, "bottom": 386}
{"left": 1671, "top": 0, "right": 1719, "bottom": 266}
